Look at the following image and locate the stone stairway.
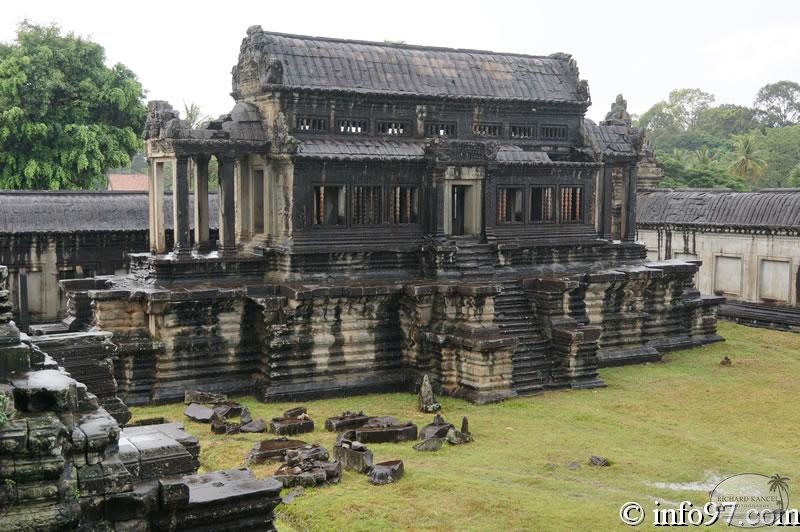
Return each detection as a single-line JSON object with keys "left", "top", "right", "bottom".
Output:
{"left": 451, "top": 237, "right": 497, "bottom": 277}
{"left": 494, "top": 279, "right": 550, "bottom": 395}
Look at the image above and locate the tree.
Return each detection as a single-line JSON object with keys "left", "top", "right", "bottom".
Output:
{"left": 695, "top": 104, "right": 759, "bottom": 137}
{"left": 789, "top": 163, "right": 800, "bottom": 187}
{"left": 0, "top": 22, "right": 146, "bottom": 189}
{"left": 729, "top": 134, "right": 767, "bottom": 184}
{"left": 637, "top": 89, "right": 716, "bottom": 150}
{"left": 753, "top": 124, "right": 800, "bottom": 187}
{"left": 691, "top": 146, "right": 713, "bottom": 166}
{"left": 669, "top": 88, "right": 715, "bottom": 130}
{"left": 183, "top": 101, "right": 209, "bottom": 129}
{"left": 754, "top": 81, "right": 800, "bottom": 128}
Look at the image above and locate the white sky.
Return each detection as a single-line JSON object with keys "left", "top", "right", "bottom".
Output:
{"left": 2, "top": 0, "right": 799, "bottom": 122}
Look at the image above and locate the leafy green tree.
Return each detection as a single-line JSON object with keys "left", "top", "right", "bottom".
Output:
{"left": 657, "top": 149, "right": 747, "bottom": 191}
{"left": 669, "top": 88, "right": 715, "bottom": 130}
{"left": 695, "top": 104, "right": 759, "bottom": 137}
{"left": 754, "top": 81, "right": 800, "bottom": 128}
{"left": 789, "top": 163, "right": 800, "bottom": 187}
{"left": 637, "top": 89, "right": 717, "bottom": 152}
{"left": 729, "top": 134, "right": 767, "bottom": 184}
{"left": 752, "top": 124, "right": 800, "bottom": 187}
{"left": 0, "top": 22, "right": 146, "bottom": 189}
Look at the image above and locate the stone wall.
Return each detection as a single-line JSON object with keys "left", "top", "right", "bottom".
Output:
{"left": 639, "top": 228, "right": 800, "bottom": 306}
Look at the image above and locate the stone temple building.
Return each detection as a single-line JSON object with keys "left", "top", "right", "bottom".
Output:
{"left": 638, "top": 188, "right": 800, "bottom": 332}
{"left": 57, "top": 28, "right": 722, "bottom": 406}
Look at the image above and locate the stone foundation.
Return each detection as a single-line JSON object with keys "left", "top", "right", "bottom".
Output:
{"left": 60, "top": 245, "right": 723, "bottom": 405}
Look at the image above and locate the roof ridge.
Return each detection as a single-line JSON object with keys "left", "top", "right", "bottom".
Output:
{"left": 257, "top": 29, "right": 567, "bottom": 62}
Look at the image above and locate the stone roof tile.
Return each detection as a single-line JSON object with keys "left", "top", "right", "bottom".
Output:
{"left": 241, "top": 30, "right": 587, "bottom": 104}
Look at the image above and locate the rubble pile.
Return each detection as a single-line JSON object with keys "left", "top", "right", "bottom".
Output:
{"left": 0, "top": 265, "right": 283, "bottom": 530}
{"left": 183, "top": 394, "right": 267, "bottom": 434}
{"left": 273, "top": 445, "right": 342, "bottom": 488}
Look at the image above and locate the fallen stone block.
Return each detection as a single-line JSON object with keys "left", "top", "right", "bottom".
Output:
{"left": 151, "top": 468, "right": 282, "bottom": 531}
{"left": 413, "top": 438, "right": 444, "bottom": 452}
{"left": 333, "top": 432, "right": 374, "bottom": 473}
{"left": 354, "top": 417, "right": 417, "bottom": 443}
{"left": 211, "top": 418, "right": 241, "bottom": 435}
{"left": 274, "top": 459, "right": 341, "bottom": 488}
{"left": 368, "top": 460, "right": 404, "bottom": 485}
{"left": 184, "top": 403, "right": 214, "bottom": 423}
{"left": 419, "top": 414, "right": 454, "bottom": 440}
{"left": 324, "top": 411, "right": 372, "bottom": 432}
{"left": 269, "top": 415, "right": 314, "bottom": 436}
{"left": 212, "top": 402, "right": 244, "bottom": 420}
{"left": 240, "top": 419, "right": 266, "bottom": 433}
{"left": 245, "top": 438, "right": 308, "bottom": 465}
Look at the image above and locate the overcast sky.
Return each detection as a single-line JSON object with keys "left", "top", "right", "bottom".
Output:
{"left": 2, "top": 0, "right": 799, "bottom": 122}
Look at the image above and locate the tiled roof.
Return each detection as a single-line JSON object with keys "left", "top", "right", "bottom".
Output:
{"left": 242, "top": 30, "right": 587, "bottom": 104}
{"left": 296, "top": 139, "right": 425, "bottom": 160}
{"left": 0, "top": 191, "right": 219, "bottom": 233}
{"left": 107, "top": 173, "right": 149, "bottom": 191}
{"left": 496, "top": 147, "right": 552, "bottom": 164}
{"left": 637, "top": 189, "right": 800, "bottom": 229}
{"left": 583, "top": 119, "right": 637, "bottom": 157}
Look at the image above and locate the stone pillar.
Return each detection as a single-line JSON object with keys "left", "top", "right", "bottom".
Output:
{"left": 624, "top": 161, "right": 638, "bottom": 241}
{"left": 434, "top": 179, "right": 446, "bottom": 236}
{"left": 218, "top": 155, "right": 237, "bottom": 255}
{"left": 236, "top": 156, "right": 251, "bottom": 240}
{"left": 193, "top": 155, "right": 210, "bottom": 252}
{"left": 149, "top": 160, "right": 167, "bottom": 254}
{"left": 601, "top": 163, "right": 613, "bottom": 240}
{"left": 173, "top": 155, "right": 192, "bottom": 256}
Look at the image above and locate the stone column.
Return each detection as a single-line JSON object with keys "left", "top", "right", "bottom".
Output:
{"left": 434, "top": 179, "right": 446, "bottom": 236}
{"left": 193, "top": 155, "right": 210, "bottom": 252}
{"left": 150, "top": 160, "right": 167, "bottom": 254}
{"left": 147, "top": 158, "right": 156, "bottom": 253}
{"left": 601, "top": 163, "right": 613, "bottom": 240}
{"left": 173, "top": 155, "right": 192, "bottom": 256}
{"left": 236, "top": 157, "right": 251, "bottom": 241}
{"left": 624, "top": 161, "right": 638, "bottom": 241}
{"left": 218, "top": 155, "right": 237, "bottom": 255}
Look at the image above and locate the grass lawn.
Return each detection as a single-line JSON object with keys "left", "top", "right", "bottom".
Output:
{"left": 130, "top": 321, "right": 800, "bottom": 531}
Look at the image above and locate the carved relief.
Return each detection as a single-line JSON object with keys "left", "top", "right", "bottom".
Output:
{"left": 425, "top": 139, "right": 499, "bottom": 164}
{"left": 271, "top": 112, "right": 299, "bottom": 154}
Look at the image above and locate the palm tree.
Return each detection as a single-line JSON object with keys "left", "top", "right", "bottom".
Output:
{"left": 691, "top": 146, "right": 713, "bottom": 166}
{"left": 729, "top": 134, "right": 767, "bottom": 183}
{"left": 768, "top": 473, "right": 790, "bottom": 511}
{"left": 183, "top": 101, "right": 209, "bottom": 129}
{"left": 671, "top": 148, "right": 689, "bottom": 164}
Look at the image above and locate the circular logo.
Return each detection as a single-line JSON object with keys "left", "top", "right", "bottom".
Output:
{"left": 710, "top": 473, "right": 789, "bottom": 528}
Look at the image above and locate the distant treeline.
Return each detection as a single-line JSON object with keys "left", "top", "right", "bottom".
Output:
{"left": 635, "top": 83, "right": 800, "bottom": 190}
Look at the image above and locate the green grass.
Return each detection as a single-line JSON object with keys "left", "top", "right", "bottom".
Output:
{"left": 131, "top": 322, "right": 800, "bottom": 531}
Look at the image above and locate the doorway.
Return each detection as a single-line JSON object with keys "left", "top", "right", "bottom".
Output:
{"left": 451, "top": 185, "right": 469, "bottom": 236}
